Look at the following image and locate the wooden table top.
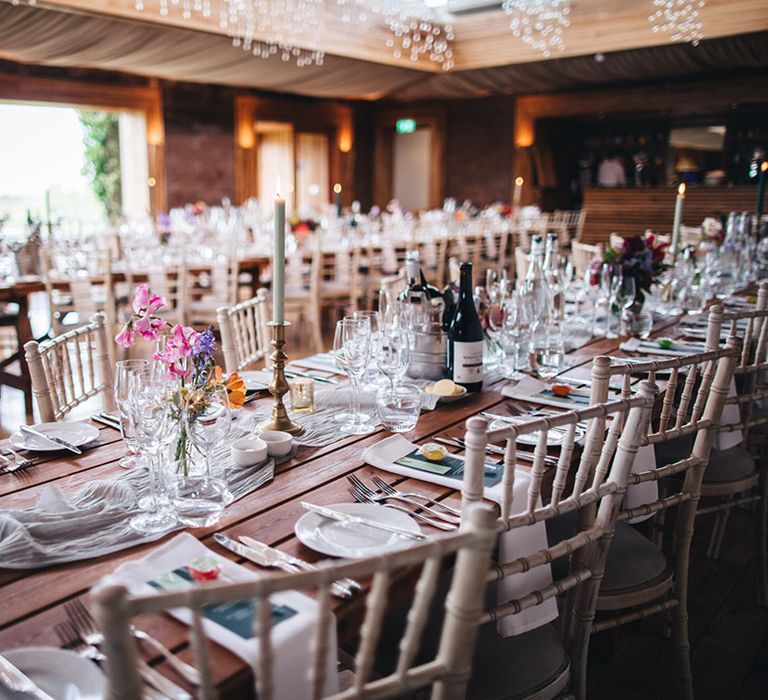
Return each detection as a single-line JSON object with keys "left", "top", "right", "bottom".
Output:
{"left": 0, "top": 314, "right": 686, "bottom": 694}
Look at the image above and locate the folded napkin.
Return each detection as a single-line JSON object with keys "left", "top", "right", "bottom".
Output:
{"left": 290, "top": 353, "right": 343, "bottom": 375}
{"left": 97, "top": 533, "right": 338, "bottom": 700}
{"left": 501, "top": 376, "right": 592, "bottom": 410}
{"left": 362, "top": 435, "right": 558, "bottom": 638}
{"left": 0, "top": 429, "right": 274, "bottom": 569}
{"left": 620, "top": 338, "right": 707, "bottom": 357}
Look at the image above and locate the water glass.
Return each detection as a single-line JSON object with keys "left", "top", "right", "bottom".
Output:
{"left": 129, "top": 373, "right": 179, "bottom": 535}
{"left": 377, "top": 327, "right": 410, "bottom": 394}
{"left": 114, "top": 359, "right": 149, "bottom": 469}
{"left": 376, "top": 384, "right": 421, "bottom": 433}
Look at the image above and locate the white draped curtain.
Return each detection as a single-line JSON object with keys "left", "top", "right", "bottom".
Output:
{"left": 257, "top": 122, "right": 295, "bottom": 210}
{"left": 296, "top": 132, "right": 329, "bottom": 216}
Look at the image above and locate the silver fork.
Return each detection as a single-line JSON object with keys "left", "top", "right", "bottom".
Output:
{"left": 347, "top": 475, "right": 460, "bottom": 525}
{"left": 0, "top": 448, "right": 36, "bottom": 475}
{"left": 66, "top": 598, "right": 199, "bottom": 686}
{"left": 55, "top": 620, "right": 176, "bottom": 700}
{"left": 64, "top": 602, "right": 193, "bottom": 700}
{"left": 347, "top": 486, "right": 457, "bottom": 531}
{"left": 370, "top": 476, "right": 462, "bottom": 518}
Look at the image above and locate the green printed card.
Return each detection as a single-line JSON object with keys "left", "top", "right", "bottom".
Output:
{"left": 148, "top": 557, "right": 297, "bottom": 640}
{"left": 395, "top": 449, "right": 502, "bottom": 488}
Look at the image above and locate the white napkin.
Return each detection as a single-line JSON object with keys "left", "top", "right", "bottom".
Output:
{"left": 619, "top": 338, "right": 706, "bottom": 357}
{"left": 362, "top": 435, "right": 558, "bottom": 638}
{"left": 290, "top": 353, "right": 343, "bottom": 375}
{"left": 97, "top": 533, "right": 338, "bottom": 700}
{"left": 501, "top": 376, "right": 592, "bottom": 410}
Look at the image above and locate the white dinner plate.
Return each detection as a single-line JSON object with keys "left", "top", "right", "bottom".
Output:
{"left": 0, "top": 647, "right": 105, "bottom": 700}
{"left": 9, "top": 422, "right": 99, "bottom": 453}
{"left": 295, "top": 502, "right": 422, "bottom": 558}
{"left": 490, "top": 418, "right": 585, "bottom": 447}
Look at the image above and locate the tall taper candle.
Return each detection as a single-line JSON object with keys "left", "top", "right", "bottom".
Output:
{"left": 513, "top": 176, "right": 524, "bottom": 210}
{"left": 671, "top": 182, "right": 685, "bottom": 261}
{"left": 273, "top": 188, "right": 286, "bottom": 324}
{"left": 333, "top": 183, "right": 342, "bottom": 217}
{"left": 757, "top": 161, "right": 767, "bottom": 225}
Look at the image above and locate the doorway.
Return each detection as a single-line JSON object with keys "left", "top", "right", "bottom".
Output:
{"left": 392, "top": 128, "right": 432, "bottom": 211}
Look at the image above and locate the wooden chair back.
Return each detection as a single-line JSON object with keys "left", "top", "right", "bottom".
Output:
{"left": 94, "top": 503, "right": 498, "bottom": 700}
{"left": 24, "top": 312, "right": 117, "bottom": 422}
{"left": 217, "top": 289, "right": 271, "bottom": 373}
{"left": 571, "top": 240, "right": 603, "bottom": 279}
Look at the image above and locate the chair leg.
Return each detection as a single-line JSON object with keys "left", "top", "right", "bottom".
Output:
{"left": 756, "top": 463, "right": 768, "bottom": 607}
{"left": 707, "top": 497, "right": 733, "bottom": 560}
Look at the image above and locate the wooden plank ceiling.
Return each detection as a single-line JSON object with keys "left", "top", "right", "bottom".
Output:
{"left": 27, "top": 0, "right": 768, "bottom": 72}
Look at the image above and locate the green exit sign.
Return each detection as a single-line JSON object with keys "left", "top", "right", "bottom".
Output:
{"left": 396, "top": 118, "right": 417, "bottom": 134}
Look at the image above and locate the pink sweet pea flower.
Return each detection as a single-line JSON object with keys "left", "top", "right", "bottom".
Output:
{"left": 132, "top": 283, "right": 167, "bottom": 315}
{"left": 114, "top": 326, "right": 134, "bottom": 347}
{"left": 133, "top": 315, "right": 163, "bottom": 342}
{"left": 152, "top": 325, "right": 198, "bottom": 378}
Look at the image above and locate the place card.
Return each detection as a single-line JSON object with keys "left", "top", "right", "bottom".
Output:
{"left": 394, "top": 449, "right": 502, "bottom": 488}
{"left": 148, "top": 557, "right": 297, "bottom": 640}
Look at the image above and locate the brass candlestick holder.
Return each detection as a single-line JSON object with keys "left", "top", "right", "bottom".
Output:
{"left": 258, "top": 321, "right": 304, "bottom": 436}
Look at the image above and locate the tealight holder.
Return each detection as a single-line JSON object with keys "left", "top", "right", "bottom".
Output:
{"left": 258, "top": 321, "right": 305, "bottom": 436}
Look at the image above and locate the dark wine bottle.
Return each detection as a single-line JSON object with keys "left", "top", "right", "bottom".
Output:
{"left": 441, "top": 286, "right": 456, "bottom": 332}
{"left": 447, "top": 261, "right": 484, "bottom": 392}
{"left": 399, "top": 253, "right": 426, "bottom": 303}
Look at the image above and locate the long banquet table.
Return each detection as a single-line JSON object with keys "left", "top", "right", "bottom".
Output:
{"left": 0, "top": 311, "right": 690, "bottom": 695}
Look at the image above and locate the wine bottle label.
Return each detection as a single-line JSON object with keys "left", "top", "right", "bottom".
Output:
{"left": 453, "top": 341, "right": 484, "bottom": 384}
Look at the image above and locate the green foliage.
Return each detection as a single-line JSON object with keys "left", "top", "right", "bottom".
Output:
{"left": 78, "top": 111, "right": 122, "bottom": 221}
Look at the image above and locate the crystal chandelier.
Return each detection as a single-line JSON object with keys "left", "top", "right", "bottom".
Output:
{"left": 501, "top": 0, "right": 571, "bottom": 58}
{"left": 133, "top": 0, "right": 326, "bottom": 66}
{"left": 649, "top": 0, "right": 705, "bottom": 46}
{"left": 337, "top": 1, "right": 454, "bottom": 70}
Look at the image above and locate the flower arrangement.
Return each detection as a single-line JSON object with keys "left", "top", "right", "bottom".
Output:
{"left": 288, "top": 214, "right": 319, "bottom": 235}
{"left": 702, "top": 217, "right": 725, "bottom": 246}
{"left": 591, "top": 232, "right": 668, "bottom": 306}
{"left": 115, "top": 284, "right": 245, "bottom": 474}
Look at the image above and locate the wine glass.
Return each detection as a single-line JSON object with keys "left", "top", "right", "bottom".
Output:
{"left": 354, "top": 310, "right": 381, "bottom": 383}
{"left": 114, "top": 359, "right": 149, "bottom": 469}
{"left": 129, "top": 371, "right": 179, "bottom": 536}
{"left": 377, "top": 327, "right": 410, "bottom": 396}
{"left": 501, "top": 291, "right": 531, "bottom": 380}
{"left": 378, "top": 289, "right": 398, "bottom": 332}
{"left": 333, "top": 317, "right": 375, "bottom": 435}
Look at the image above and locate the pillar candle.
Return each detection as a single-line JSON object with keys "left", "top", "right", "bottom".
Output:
{"left": 757, "top": 161, "right": 767, "bottom": 225}
{"left": 671, "top": 182, "right": 685, "bottom": 261}
{"left": 273, "top": 190, "right": 286, "bottom": 324}
{"left": 513, "top": 176, "right": 524, "bottom": 210}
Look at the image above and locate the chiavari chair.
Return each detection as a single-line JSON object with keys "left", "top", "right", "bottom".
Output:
{"left": 187, "top": 255, "right": 240, "bottom": 328}
{"left": 94, "top": 503, "right": 498, "bottom": 700}
{"left": 285, "top": 245, "right": 324, "bottom": 353}
{"left": 570, "top": 240, "right": 603, "bottom": 279}
{"left": 24, "top": 311, "right": 117, "bottom": 422}
{"left": 456, "top": 384, "right": 655, "bottom": 699}
{"left": 582, "top": 306, "right": 740, "bottom": 698}
{"left": 217, "top": 289, "right": 271, "bottom": 373}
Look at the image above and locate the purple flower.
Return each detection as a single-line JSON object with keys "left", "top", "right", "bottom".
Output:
{"left": 193, "top": 326, "right": 216, "bottom": 363}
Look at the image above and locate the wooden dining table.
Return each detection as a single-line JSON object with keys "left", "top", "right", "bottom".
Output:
{"left": 0, "top": 311, "right": 690, "bottom": 696}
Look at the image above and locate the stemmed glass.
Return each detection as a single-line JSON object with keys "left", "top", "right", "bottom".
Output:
{"left": 603, "top": 265, "right": 624, "bottom": 339}
{"left": 114, "top": 359, "right": 149, "bottom": 469}
{"left": 501, "top": 291, "right": 531, "bottom": 380}
{"left": 333, "top": 316, "right": 375, "bottom": 435}
{"left": 129, "top": 370, "right": 179, "bottom": 536}
{"left": 377, "top": 326, "right": 410, "bottom": 396}
{"left": 354, "top": 310, "right": 381, "bottom": 383}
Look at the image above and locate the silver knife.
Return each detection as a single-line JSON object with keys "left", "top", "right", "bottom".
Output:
{"left": 238, "top": 536, "right": 361, "bottom": 594}
{"left": 0, "top": 653, "right": 55, "bottom": 700}
{"left": 20, "top": 425, "right": 82, "bottom": 454}
{"left": 91, "top": 413, "right": 121, "bottom": 430}
{"left": 300, "top": 502, "right": 426, "bottom": 540}
{"left": 213, "top": 534, "right": 355, "bottom": 598}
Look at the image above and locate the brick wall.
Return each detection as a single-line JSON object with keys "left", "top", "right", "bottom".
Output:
{"left": 162, "top": 81, "right": 236, "bottom": 208}
{"left": 444, "top": 96, "right": 515, "bottom": 206}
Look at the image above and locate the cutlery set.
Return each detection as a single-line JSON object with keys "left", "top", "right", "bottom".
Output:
{"left": 91, "top": 410, "right": 122, "bottom": 430}
{"left": 55, "top": 599, "right": 196, "bottom": 700}
{"left": 214, "top": 533, "right": 361, "bottom": 598}
{"left": 0, "top": 448, "right": 36, "bottom": 475}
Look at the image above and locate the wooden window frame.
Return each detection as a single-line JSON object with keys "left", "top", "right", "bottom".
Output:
{"left": 0, "top": 73, "right": 166, "bottom": 215}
